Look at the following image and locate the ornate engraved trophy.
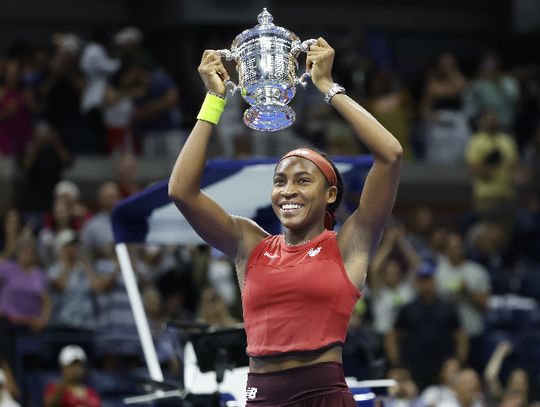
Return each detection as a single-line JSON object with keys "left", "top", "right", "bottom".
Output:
{"left": 217, "top": 8, "right": 315, "bottom": 132}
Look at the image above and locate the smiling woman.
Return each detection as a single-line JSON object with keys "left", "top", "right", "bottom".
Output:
{"left": 272, "top": 148, "right": 343, "bottom": 238}
{"left": 168, "top": 37, "right": 402, "bottom": 406}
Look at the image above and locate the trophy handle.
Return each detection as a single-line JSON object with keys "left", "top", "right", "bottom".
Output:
{"left": 292, "top": 39, "right": 317, "bottom": 88}
{"left": 216, "top": 49, "right": 237, "bottom": 61}
{"left": 295, "top": 72, "right": 312, "bottom": 88}
{"left": 224, "top": 79, "right": 239, "bottom": 97}
{"left": 291, "top": 39, "right": 317, "bottom": 55}
{"left": 215, "top": 49, "right": 239, "bottom": 97}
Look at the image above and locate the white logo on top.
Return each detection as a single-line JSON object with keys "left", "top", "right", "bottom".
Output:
{"left": 308, "top": 247, "right": 322, "bottom": 257}
{"left": 264, "top": 251, "right": 279, "bottom": 259}
{"left": 246, "top": 387, "right": 258, "bottom": 400}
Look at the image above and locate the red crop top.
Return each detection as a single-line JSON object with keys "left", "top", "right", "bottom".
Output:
{"left": 242, "top": 229, "right": 361, "bottom": 357}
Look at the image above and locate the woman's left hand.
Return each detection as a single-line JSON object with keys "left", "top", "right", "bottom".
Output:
{"left": 306, "top": 37, "right": 335, "bottom": 95}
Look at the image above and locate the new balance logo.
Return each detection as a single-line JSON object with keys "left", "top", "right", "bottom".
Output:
{"left": 308, "top": 247, "right": 322, "bottom": 257}
{"left": 246, "top": 387, "right": 258, "bottom": 400}
{"left": 264, "top": 251, "right": 279, "bottom": 259}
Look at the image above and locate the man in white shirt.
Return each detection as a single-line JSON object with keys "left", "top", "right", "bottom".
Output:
{"left": 435, "top": 232, "right": 491, "bottom": 372}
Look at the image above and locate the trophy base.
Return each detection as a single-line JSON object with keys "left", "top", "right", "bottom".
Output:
{"left": 243, "top": 105, "right": 295, "bottom": 132}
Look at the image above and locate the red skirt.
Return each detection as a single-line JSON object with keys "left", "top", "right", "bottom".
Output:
{"left": 245, "top": 362, "right": 356, "bottom": 407}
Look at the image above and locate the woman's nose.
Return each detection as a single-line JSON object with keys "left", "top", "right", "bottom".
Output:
{"left": 281, "top": 182, "right": 298, "bottom": 197}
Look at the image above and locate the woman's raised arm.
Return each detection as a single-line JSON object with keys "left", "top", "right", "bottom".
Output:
{"left": 307, "top": 39, "right": 402, "bottom": 262}
{"left": 168, "top": 51, "right": 267, "bottom": 263}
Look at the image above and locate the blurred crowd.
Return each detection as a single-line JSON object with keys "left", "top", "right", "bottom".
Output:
{"left": 0, "top": 25, "right": 539, "bottom": 407}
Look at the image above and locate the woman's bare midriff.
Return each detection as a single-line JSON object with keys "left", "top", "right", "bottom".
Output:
{"left": 248, "top": 345, "right": 343, "bottom": 373}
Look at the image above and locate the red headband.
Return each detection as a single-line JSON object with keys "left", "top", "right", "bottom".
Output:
{"left": 277, "top": 148, "right": 338, "bottom": 230}
{"left": 278, "top": 148, "right": 338, "bottom": 187}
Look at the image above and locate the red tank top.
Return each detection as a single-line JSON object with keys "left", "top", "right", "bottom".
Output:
{"left": 242, "top": 229, "right": 361, "bottom": 357}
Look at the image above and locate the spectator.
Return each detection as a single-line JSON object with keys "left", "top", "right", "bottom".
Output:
{"left": 498, "top": 391, "right": 528, "bottom": 407}
{"left": 420, "top": 52, "right": 470, "bottom": 163}
{"left": 44, "top": 345, "right": 102, "bottom": 407}
{"left": 156, "top": 265, "right": 196, "bottom": 325}
{"left": 467, "top": 52, "right": 520, "bottom": 133}
{"left": 53, "top": 181, "right": 91, "bottom": 228}
{"left": 0, "top": 359, "right": 20, "bottom": 407}
{"left": 484, "top": 341, "right": 532, "bottom": 406}
{"left": 80, "top": 182, "right": 120, "bottom": 260}
{"left": 369, "top": 224, "right": 419, "bottom": 336}
{"left": 385, "top": 365, "right": 421, "bottom": 407}
{"left": 115, "top": 152, "right": 140, "bottom": 198}
{"left": 48, "top": 230, "right": 100, "bottom": 331}
{"left": 384, "top": 263, "right": 469, "bottom": 390}
{"left": 232, "top": 130, "right": 253, "bottom": 158}
{"left": 131, "top": 62, "right": 183, "bottom": 157}
{"left": 142, "top": 285, "right": 181, "bottom": 377}
{"left": 207, "top": 248, "right": 238, "bottom": 311}
{"left": 514, "top": 65, "right": 540, "bottom": 150}
{"left": 343, "top": 300, "right": 382, "bottom": 380}
{"left": 518, "top": 124, "right": 540, "bottom": 205}
{"left": 40, "top": 33, "right": 85, "bottom": 152}
{"left": 0, "top": 60, "right": 35, "bottom": 156}
{"left": 364, "top": 68, "right": 414, "bottom": 160}
{"left": 429, "top": 225, "right": 451, "bottom": 261}
{"left": 93, "top": 247, "right": 142, "bottom": 369}
{"left": 435, "top": 232, "right": 491, "bottom": 372}
{"left": 198, "top": 287, "right": 238, "bottom": 329}
{"left": 465, "top": 110, "right": 519, "bottom": 218}
{"left": 38, "top": 200, "right": 78, "bottom": 265}
{"left": 0, "top": 208, "right": 33, "bottom": 261}
{"left": 79, "top": 33, "right": 120, "bottom": 153}
{"left": 102, "top": 65, "right": 141, "bottom": 155}
{"left": 17, "top": 121, "right": 73, "bottom": 212}
{"left": 405, "top": 206, "right": 438, "bottom": 263}
{"left": 466, "top": 221, "right": 513, "bottom": 273}
{"left": 439, "top": 368, "right": 483, "bottom": 407}
{"left": 22, "top": 48, "right": 50, "bottom": 111}
{"left": 419, "top": 357, "right": 462, "bottom": 407}
{"left": 216, "top": 95, "right": 248, "bottom": 158}
{"left": 324, "top": 120, "right": 363, "bottom": 156}
{"left": 113, "top": 27, "right": 156, "bottom": 69}
{"left": 0, "top": 238, "right": 50, "bottom": 370}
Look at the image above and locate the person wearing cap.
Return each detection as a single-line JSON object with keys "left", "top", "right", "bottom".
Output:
{"left": 112, "top": 26, "right": 156, "bottom": 69}
{"left": 44, "top": 345, "right": 102, "bottom": 407}
{"left": 169, "top": 38, "right": 402, "bottom": 406}
{"left": 384, "top": 262, "right": 469, "bottom": 391}
{"left": 52, "top": 180, "right": 91, "bottom": 228}
{"left": 47, "top": 230, "right": 101, "bottom": 331}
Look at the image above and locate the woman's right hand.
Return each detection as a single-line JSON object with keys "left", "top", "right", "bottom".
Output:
{"left": 198, "top": 50, "right": 230, "bottom": 96}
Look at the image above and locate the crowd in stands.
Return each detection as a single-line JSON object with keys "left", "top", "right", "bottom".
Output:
{"left": 0, "top": 24, "right": 539, "bottom": 407}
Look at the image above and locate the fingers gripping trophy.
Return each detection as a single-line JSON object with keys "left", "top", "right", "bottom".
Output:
{"left": 198, "top": 8, "right": 340, "bottom": 131}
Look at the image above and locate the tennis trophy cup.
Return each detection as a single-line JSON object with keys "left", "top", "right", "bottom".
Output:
{"left": 217, "top": 8, "right": 315, "bottom": 131}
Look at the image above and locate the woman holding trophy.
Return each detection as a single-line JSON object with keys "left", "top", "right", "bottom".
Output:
{"left": 169, "top": 34, "right": 402, "bottom": 406}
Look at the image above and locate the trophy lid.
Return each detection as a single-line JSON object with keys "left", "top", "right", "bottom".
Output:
{"left": 231, "top": 8, "right": 300, "bottom": 50}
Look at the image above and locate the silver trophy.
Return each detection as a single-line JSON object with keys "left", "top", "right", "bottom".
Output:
{"left": 217, "top": 8, "right": 315, "bottom": 132}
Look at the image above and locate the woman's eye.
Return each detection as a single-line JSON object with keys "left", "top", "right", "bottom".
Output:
{"left": 274, "top": 179, "right": 285, "bottom": 185}
{"left": 298, "top": 178, "right": 310, "bottom": 184}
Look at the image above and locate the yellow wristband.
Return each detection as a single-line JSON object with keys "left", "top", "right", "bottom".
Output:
{"left": 197, "top": 93, "right": 227, "bottom": 125}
